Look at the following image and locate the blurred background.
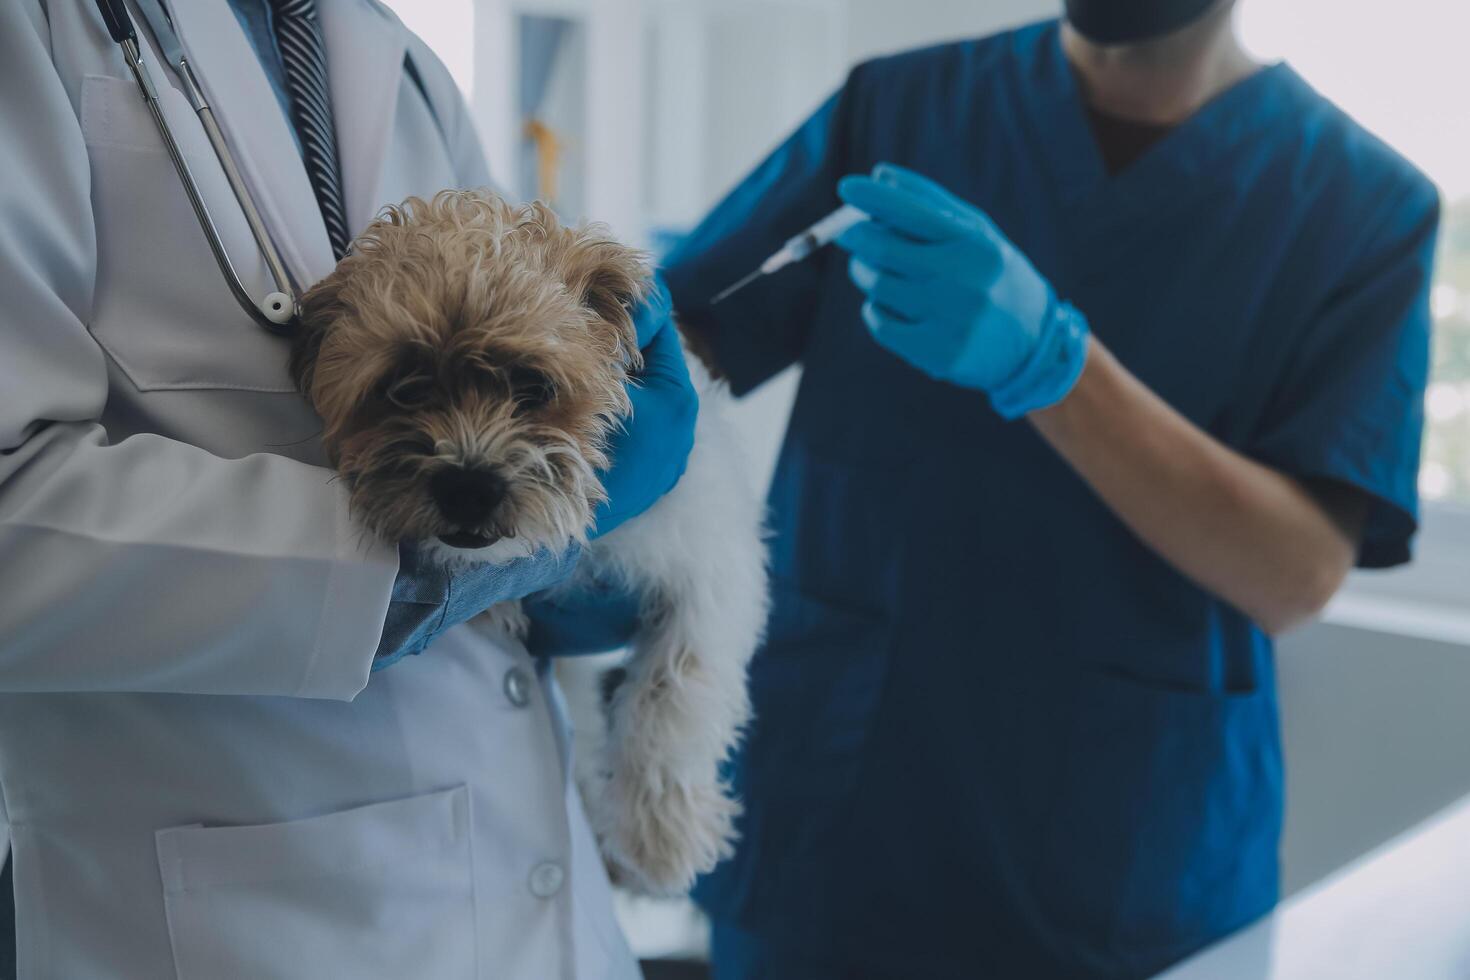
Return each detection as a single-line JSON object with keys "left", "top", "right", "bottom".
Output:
{"left": 382, "top": 0, "right": 1470, "bottom": 966}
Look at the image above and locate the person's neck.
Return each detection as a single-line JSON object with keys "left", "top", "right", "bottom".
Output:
{"left": 1061, "top": 6, "right": 1261, "bottom": 125}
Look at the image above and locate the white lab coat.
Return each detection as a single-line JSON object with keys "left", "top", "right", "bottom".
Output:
{"left": 0, "top": 1, "right": 638, "bottom": 977}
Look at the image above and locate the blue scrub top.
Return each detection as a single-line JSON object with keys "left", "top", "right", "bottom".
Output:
{"left": 664, "top": 21, "right": 1438, "bottom": 979}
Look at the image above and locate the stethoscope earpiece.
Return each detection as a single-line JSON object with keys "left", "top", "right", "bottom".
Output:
{"left": 261, "top": 292, "right": 295, "bottom": 326}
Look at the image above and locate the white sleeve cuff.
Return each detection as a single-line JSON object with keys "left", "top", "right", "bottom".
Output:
{"left": 297, "top": 493, "right": 400, "bottom": 700}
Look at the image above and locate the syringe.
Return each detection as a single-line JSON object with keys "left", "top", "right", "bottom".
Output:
{"left": 710, "top": 204, "right": 869, "bottom": 305}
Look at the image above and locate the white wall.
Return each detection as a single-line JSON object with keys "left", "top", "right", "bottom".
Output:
{"left": 845, "top": 0, "right": 1057, "bottom": 63}
{"left": 1277, "top": 621, "right": 1470, "bottom": 895}
{"left": 675, "top": 0, "right": 1062, "bottom": 226}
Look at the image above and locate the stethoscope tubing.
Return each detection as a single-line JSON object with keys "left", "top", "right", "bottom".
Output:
{"left": 179, "top": 58, "right": 299, "bottom": 329}
{"left": 98, "top": 0, "right": 301, "bottom": 335}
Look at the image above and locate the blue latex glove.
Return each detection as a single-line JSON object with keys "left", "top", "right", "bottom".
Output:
{"left": 524, "top": 577, "right": 642, "bottom": 657}
{"left": 376, "top": 541, "right": 581, "bottom": 669}
{"left": 590, "top": 274, "right": 699, "bottom": 537}
{"left": 521, "top": 277, "right": 699, "bottom": 656}
{"left": 836, "top": 163, "right": 1091, "bottom": 418}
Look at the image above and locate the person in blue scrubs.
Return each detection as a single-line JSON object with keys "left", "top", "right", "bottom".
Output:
{"left": 662, "top": 1, "right": 1439, "bottom": 976}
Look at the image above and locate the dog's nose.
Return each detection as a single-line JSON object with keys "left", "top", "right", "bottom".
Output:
{"left": 430, "top": 466, "right": 508, "bottom": 528}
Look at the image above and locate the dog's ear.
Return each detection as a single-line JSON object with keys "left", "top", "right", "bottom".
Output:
{"left": 571, "top": 240, "right": 650, "bottom": 359}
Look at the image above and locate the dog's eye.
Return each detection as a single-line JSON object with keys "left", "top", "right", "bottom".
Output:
{"left": 382, "top": 374, "right": 435, "bottom": 409}
{"left": 509, "top": 367, "right": 556, "bottom": 410}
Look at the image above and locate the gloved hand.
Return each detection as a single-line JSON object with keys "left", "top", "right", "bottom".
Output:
{"left": 835, "top": 163, "right": 1091, "bottom": 418}
{"left": 523, "top": 275, "right": 698, "bottom": 656}
{"left": 376, "top": 542, "right": 582, "bottom": 669}
{"left": 524, "top": 576, "right": 642, "bottom": 657}
{"left": 591, "top": 274, "right": 699, "bottom": 537}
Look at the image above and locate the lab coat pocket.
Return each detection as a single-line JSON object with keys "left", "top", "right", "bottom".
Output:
{"left": 696, "top": 581, "right": 890, "bottom": 930}
{"left": 79, "top": 73, "right": 298, "bottom": 393}
{"left": 156, "top": 785, "right": 478, "bottom": 980}
{"left": 1039, "top": 668, "right": 1281, "bottom": 973}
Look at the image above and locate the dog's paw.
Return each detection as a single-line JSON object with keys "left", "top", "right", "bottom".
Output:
{"left": 476, "top": 600, "right": 530, "bottom": 641}
{"left": 592, "top": 772, "right": 740, "bottom": 898}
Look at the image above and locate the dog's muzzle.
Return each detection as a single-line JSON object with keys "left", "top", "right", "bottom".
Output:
{"left": 430, "top": 465, "right": 508, "bottom": 547}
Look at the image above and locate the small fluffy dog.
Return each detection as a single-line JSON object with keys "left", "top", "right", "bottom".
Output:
{"left": 290, "top": 190, "right": 768, "bottom": 895}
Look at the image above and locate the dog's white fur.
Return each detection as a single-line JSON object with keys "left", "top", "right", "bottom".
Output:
{"left": 457, "top": 352, "right": 769, "bottom": 896}
{"left": 560, "top": 354, "right": 767, "bottom": 894}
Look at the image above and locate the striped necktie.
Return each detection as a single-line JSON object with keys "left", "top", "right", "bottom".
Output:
{"left": 269, "top": 0, "right": 351, "bottom": 259}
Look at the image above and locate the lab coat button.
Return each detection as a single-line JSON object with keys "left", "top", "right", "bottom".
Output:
{"left": 529, "top": 861, "right": 565, "bottom": 898}
{"left": 504, "top": 667, "right": 531, "bottom": 707}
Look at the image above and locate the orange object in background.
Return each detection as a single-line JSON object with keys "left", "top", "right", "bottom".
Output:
{"left": 524, "top": 118, "right": 563, "bottom": 206}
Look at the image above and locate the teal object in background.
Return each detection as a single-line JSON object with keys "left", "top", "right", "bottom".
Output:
{"left": 649, "top": 226, "right": 693, "bottom": 263}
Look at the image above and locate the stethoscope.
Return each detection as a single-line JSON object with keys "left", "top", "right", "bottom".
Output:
{"left": 92, "top": 0, "right": 301, "bottom": 335}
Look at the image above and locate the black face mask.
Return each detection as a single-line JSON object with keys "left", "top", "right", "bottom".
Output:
{"left": 1064, "top": 0, "right": 1220, "bottom": 44}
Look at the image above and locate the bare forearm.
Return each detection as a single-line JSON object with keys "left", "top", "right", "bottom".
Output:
{"left": 1030, "top": 337, "right": 1359, "bottom": 634}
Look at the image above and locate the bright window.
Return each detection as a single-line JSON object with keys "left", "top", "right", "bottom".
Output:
{"left": 1240, "top": 0, "right": 1470, "bottom": 506}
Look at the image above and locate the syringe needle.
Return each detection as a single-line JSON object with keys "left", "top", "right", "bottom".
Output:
{"left": 710, "top": 268, "right": 764, "bottom": 306}
{"left": 708, "top": 205, "right": 866, "bottom": 306}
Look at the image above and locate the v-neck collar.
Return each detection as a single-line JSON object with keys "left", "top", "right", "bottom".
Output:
{"left": 156, "top": 0, "right": 406, "bottom": 288}
{"left": 1021, "top": 22, "right": 1300, "bottom": 209}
